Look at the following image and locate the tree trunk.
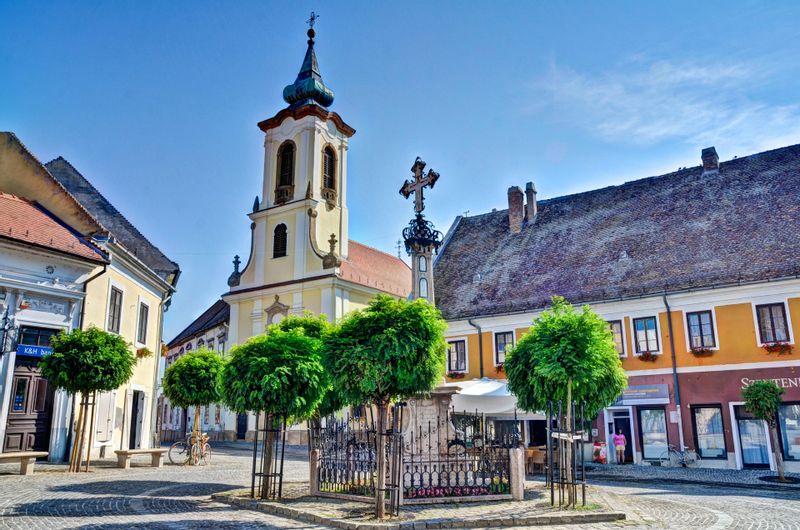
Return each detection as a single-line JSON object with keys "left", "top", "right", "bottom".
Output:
{"left": 565, "top": 378, "right": 574, "bottom": 507}
{"left": 193, "top": 405, "right": 201, "bottom": 464}
{"left": 375, "top": 400, "right": 388, "bottom": 519}
{"left": 69, "top": 393, "right": 86, "bottom": 472}
{"left": 769, "top": 423, "right": 786, "bottom": 482}
{"left": 84, "top": 391, "right": 97, "bottom": 472}
{"left": 262, "top": 414, "right": 276, "bottom": 499}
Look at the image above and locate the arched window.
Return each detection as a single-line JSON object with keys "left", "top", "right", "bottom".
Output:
{"left": 197, "top": 338, "right": 205, "bottom": 348}
{"left": 323, "top": 146, "right": 336, "bottom": 190}
{"left": 278, "top": 142, "right": 295, "bottom": 187}
{"left": 419, "top": 256, "right": 427, "bottom": 272}
{"left": 273, "top": 223, "right": 288, "bottom": 258}
{"left": 185, "top": 343, "right": 193, "bottom": 351}
{"left": 419, "top": 277, "right": 429, "bottom": 299}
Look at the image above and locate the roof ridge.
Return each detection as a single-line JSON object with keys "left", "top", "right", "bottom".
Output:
{"left": 465, "top": 142, "right": 800, "bottom": 218}
{"left": 45, "top": 157, "right": 179, "bottom": 273}
{"left": 31, "top": 201, "right": 108, "bottom": 261}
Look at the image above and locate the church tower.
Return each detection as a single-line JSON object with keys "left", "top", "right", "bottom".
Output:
{"left": 224, "top": 19, "right": 411, "bottom": 351}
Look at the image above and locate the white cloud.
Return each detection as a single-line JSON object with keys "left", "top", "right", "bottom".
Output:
{"left": 529, "top": 58, "right": 800, "bottom": 154}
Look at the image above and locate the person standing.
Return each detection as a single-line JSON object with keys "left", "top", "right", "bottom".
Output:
{"left": 613, "top": 429, "right": 627, "bottom": 464}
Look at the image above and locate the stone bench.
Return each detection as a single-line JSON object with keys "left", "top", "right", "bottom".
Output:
{"left": 0, "top": 451, "right": 49, "bottom": 475}
{"left": 114, "top": 448, "right": 167, "bottom": 469}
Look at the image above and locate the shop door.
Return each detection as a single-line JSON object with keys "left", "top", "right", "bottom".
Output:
{"left": 734, "top": 405, "right": 770, "bottom": 468}
{"left": 237, "top": 413, "right": 248, "bottom": 440}
{"left": 613, "top": 416, "right": 634, "bottom": 463}
{"left": 128, "top": 391, "right": 145, "bottom": 449}
{"left": 4, "top": 358, "right": 54, "bottom": 453}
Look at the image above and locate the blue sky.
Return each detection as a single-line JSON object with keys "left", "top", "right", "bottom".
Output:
{"left": 2, "top": 1, "right": 800, "bottom": 340}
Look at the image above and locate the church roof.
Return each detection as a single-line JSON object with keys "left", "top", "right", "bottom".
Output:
{"left": 46, "top": 157, "right": 180, "bottom": 285}
{"left": 167, "top": 299, "right": 229, "bottom": 348}
{"left": 434, "top": 143, "right": 800, "bottom": 321}
{"left": 0, "top": 192, "right": 106, "bottom": 263}
{"left": 340, "top": 240, "right": 412, "bottom": 297}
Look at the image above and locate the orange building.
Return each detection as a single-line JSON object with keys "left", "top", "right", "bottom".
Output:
{"left": 434, "top": 145, "right": 800, "bottom": 471}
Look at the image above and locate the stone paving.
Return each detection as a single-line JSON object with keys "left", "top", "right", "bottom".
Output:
{"left": 586, "top": 462, "right": 800, "bottom": 489}
{"left": 0, "top": 442, "right": 799, "bottom": 529}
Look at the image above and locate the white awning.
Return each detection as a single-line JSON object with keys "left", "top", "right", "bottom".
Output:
{"left": 442, "top": 378, "right": 545, "bottom": 420}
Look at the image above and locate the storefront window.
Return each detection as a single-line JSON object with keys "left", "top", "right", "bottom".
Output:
{"left": 779, "top": 402, "right": 800, "bottom": 461}
{"left": 692, "top": 406, "right": 726, "bottom": 459}
{"left": 638, "top": 408, "right": 668, "bottom": 459}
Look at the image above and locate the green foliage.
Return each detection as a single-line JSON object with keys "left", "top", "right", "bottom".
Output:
{"left": 219, "top": 328, "right": 327, "bottom": 419}
{"left": 505, "top": 296, "right": 627, "bottom": 418}
{"left": 325, "top": 295, "right": 447, "bottom": 405}
{"left": 742, "top": 380, "right": 784, "bottom": 427}
{"left": 162, "top": 348, "right": 224, "bottom": 409}
{"left": 272, "top": 312, "right": 345, "bottom": 416}
{"left": 40, "top": 326, "right": 136, "bottom": 394}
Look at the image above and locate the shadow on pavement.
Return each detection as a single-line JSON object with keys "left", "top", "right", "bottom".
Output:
{"left": 6, "top": 496, "right": 233, "bottom": 518}
{"left": 72, "top": 522, "right": 322, "bottom": 530}
{"left": 49, "top": 480, "right": 244, "bottom": 497}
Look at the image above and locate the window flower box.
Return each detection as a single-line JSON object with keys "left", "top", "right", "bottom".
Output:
{"left": 763, "top": 341, "right": 793, "bottom": 355}
{"left": 136, "top": 347, "right": 153, "bottom": 359}
{"left": 495, "top": 363, "right": 504, "bottom": 374}
{"left": 637, "top": 352, "right": 658, "bottom": 362}
{"left": 447, "top": 371, "right": 466, "bottom": 379}
{"left": 689, "top": 346, "right": 714, "bottom": 357}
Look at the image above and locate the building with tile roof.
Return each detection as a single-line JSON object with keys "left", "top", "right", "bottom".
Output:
{"left": 433, "top": 144, "right": 800, "bottom": 473}
{"left": 0, "top": 132, "right": 179, "bottom": 462}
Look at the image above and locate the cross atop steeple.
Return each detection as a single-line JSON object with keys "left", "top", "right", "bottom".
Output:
{"left": 306, "top": 11, "right": 319, "bottom": 28}
{"left": 399, "top": 157, "right": 440, "bottom": 214}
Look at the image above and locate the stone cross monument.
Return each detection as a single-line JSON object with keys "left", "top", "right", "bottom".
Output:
{"left": 400, "top": 157, "right": 443, "bottom": 303}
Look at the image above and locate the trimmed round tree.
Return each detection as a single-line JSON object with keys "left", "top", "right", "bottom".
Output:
{"left": 505, "top": 296, "right": 627, "bottom": 506}
{"left": 272, "top": 313, "right": 345, "bottom": 420}
{"left": 325, "top": 294, "right": 447, "bottom": 518}
{"left": 162, "top": 348, "right": 224, "bottom": 453}
{"left": 219, "top": 327, "right": 328, "bottom": 498}
{"left": 39, "top": 326, "right": 136, "bottom": 472}
{"left": 742, "top": 380, "right": 786, "bottom": 481}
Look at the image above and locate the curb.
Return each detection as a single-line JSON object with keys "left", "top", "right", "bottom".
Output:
{"left": 213, "top": 493, "right": 626, "bottom": 529}
{"left": 588, "top": 473, "right": 800, "bottom": 493}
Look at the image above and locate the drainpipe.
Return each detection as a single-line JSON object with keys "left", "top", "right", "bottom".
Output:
{"left": 467, "top": 319, "right": 484, "bottom": 378}
{"left": 662, "top": 294, "right": 686, "bottom": 451}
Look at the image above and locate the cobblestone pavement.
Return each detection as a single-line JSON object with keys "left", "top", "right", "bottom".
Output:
{"left": 1, "top": 443, "right": 799, "bottom": 529}
{"left": 587, "top": 462, "right": 800, "bottom": 489}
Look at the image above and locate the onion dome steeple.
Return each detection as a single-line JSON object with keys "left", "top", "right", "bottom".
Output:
{"left": 282, "top": 16, "right": 335, "bottom": 109}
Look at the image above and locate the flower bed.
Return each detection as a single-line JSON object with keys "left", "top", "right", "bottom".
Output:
{"left": 404, "top": 480, "right": 509, "bottom": 499}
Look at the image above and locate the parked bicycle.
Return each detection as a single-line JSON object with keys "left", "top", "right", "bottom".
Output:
{"left": 659, "top": 444, "right": 700, "bottom": 467}
{"left": 168, "top": 432, "right": 211, "bottom": 466}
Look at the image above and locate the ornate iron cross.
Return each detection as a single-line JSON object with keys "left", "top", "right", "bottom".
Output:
{"left": 306, "top": 11, "right": 319, "bottom": 28}
{"left": 399, "top": 157, "right": 440, "bottom": 213}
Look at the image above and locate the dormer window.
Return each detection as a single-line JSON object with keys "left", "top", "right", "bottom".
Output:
{"left": 273, "top": 224, "right": 288, "bottom": 258}
{"left": 321, "top": 145, "right": 337, "bottom": 208}
{"left": 275, "top": 142, "right": 295, "bottom": 204}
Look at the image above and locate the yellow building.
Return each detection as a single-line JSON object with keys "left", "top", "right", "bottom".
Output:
{"left": 433, "top": 144, "right": 800, "bottom": 471}
{"left": 0, "top": 132, "right": 179, "bottom": 461}
{"left": 221, "top": 27, "right": 410, "bottom": 439}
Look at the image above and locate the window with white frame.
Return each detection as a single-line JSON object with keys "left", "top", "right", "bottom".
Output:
{"left": 447, "top": 340, "right": 466, "bottom": 372}
{"left": 756, "top": 303, "right": 790, "bottom": 343}
{"left": 686, "top": 310, "right": 716, "bottom": 348}
{"left": 607, "top": 320, "right": 625, "bottom": 356}
{"left": 494, "top": 331, "right": 514, "bottom": 366}
{"left": 137, "top": 302, "right": 149, "bottom": 344}
{"left": 633, "top": 316, "right": 659, "bottom": 354}
{"left": 107, "top": 286, "right": 123, "bottom": 333}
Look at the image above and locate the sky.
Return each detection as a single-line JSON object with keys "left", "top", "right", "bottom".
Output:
{"left": 2, "top": 1, "right": 800, "bottom": 340}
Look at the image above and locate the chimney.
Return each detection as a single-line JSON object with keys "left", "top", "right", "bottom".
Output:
{"left": 507, "top": 186, "right": 524, "bottom": 233}
{"left": 525, "top": 181, "right": 537, "bottom": 222}
{"left": 701, "top": 146, "right": 719, "bottom": 175}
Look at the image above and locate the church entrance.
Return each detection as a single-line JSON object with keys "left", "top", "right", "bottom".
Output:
{"left": 3, "top": 357, "right": 54, "bottom": 453}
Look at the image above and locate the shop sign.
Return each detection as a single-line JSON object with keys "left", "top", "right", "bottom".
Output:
{"left": 614, "top": 384, "right": 670, "bottom": 406}
{"left": 741, "top": 377, "right": 800, "bottom": 389}
{"left": 16, "top": 344, "right": 52, "bottom": 358}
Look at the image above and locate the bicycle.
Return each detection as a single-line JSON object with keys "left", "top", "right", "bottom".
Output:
{"left": 659, "top": 444, "right": 700, "bottom": 467}
{"left": 169, "top": 432, "right": 211, "bottom": 466}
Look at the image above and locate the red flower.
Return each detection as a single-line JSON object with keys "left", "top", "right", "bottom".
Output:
{"left": 764, "top": 341, "right": 793, "bottom": 355}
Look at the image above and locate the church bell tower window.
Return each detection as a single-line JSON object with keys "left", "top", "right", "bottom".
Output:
{"left": 419, "top": 277, "right": 429, "bottom": 299}
{"left": 419, "top": 256, "right": 427, "bottom": 272}
{"left": 273, "top": 223, "right": 288, "bottom": 258}
{"left": 276, "top": 142, "right": 295, "bottom": 204}
{"left": 321, "top": 145, "right": 337, "bottom": 208}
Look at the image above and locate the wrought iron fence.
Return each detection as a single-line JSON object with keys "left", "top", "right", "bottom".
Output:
{"left": 251, "top": 413, "right": 287, "bottom": 500}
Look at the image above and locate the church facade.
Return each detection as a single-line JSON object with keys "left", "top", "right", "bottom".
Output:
{"left": 219, "top": 26, "right": 410, "bottom": 440}
{"left": 433, "top": 145, "right": 800, "bottom": 472}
